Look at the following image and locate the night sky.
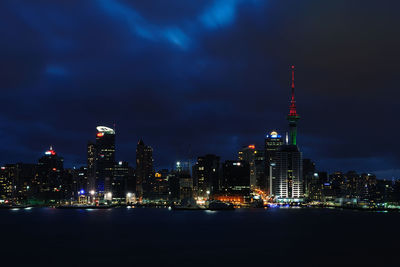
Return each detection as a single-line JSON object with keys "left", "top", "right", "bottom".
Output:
{"left": 0, "top": 1, "right": 399, "bottom": 178}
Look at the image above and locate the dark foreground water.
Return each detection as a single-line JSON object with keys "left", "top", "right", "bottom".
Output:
{"left": 0, "top": 207, "right": 398, "bottom": 267}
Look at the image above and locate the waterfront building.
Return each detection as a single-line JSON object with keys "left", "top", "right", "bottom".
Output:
{"left": 87, "top": 141, "right": 96, "bottom": 192}
{"left": 95, "top": 126, "right": 116, "bottom": 194}
{"left": 136, "top": 139, "right": 154, "bottom": 198}
{"left": 218, "top": 160, "right": 251, "bottom": 204}
{"left": 192, "top": 154, "right": 220, "bottom": 198}
{"left": 174, "top": 161, "right": 193, "bottom": 200}
{"left": 265, "top": 131, "right": 283, "bottom": 196}
{"left": 254, "top": 149, "right": 266, "bottom": 190}
{"left": 149, "top": 169, "right": 170, "bottom": 202}
{"left": 34, "top": 147, "right": 65, "bottom": 201}
{"left": 238, "top": 145, "right": 257, "bottom": 189}
{"left": 113, "top": 161, "right": 135, "bottom": 198}
{"left": 0, "top": 166, "right": 14, "bottom": 200}
{"left": 303, "top": 159, "right": 316, "bottom": 196}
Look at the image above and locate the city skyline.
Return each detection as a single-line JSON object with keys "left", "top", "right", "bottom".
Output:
{"left": 1, "top": 2, "right": 398, "bottom": 266}
{"left": 0, "top": 1, "right": 399, "bottom": 179}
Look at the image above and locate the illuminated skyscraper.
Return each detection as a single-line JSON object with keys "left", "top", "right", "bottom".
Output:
{"left": 238, "top": 145, "right": 257, "bottom": 189}
{"left": 220, "top": 160, "right": 251, "bottom": 203}
{"left": 95, "top": 126, "right": 116, "bottom": 193}
{"left": 193, "top": 154, "right": 220, "bottom": 197}
{"left": 265, "top": 131, "right": 283, "bottom": 195}
{"left": 0, "top": 166, "right": 14, "bottom": 200}
{"left": 34, "top": 146, "right": 64, "bottom": 200}
{"left": 276, "top": 145, "right": 303, "bottom": 199}
{"left": 275, "top": 66, "right": 303, "bottom": 200}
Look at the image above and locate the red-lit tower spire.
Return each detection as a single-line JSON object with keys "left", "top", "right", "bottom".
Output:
{"left": 287, "top": 65, "right": 300, "bottom": 145}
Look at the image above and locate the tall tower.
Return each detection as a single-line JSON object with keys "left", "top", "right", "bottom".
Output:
{"left": 275, "top": 66, "right": 303, "bottom": 200}
{"left": 287, "top": 65, "right": 300, "bottom": 145}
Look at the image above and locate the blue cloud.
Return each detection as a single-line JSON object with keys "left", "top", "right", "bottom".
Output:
{"left": 200, "top": 0, "right": 238, "bottom": 29}
{"left": 98, "top": 0, "right": 189, "bottom": 49}
{"left": 163, "top": 27, "right": 189, "bottom": 49}
{"left": 45, "top": 65, "right": 67, "bottom": 76}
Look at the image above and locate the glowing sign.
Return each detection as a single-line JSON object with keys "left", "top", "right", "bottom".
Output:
{"left": 248, "top": 145, "right": 255, "bottom": 149}
{"left": 97, "top": 132, "right": 104, "bottom": 137}
{"left": 266, "top": 130, "right": 282, "bottom": 139}
{"left": 45, "top": 150, "right": 56, "bottom": 155}
{"left": 96, "top": 126, "right": 115, "bottom": 134}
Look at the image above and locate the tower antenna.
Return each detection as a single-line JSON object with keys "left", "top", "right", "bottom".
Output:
{"left": 287, "top": 65, "right": 300, "bottom": 145}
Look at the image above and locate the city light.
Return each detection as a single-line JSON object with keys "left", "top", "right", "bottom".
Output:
{"left": 0, "top": 66, "right": 396, "bottom": 216}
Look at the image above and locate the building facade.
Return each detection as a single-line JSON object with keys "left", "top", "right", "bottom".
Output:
{"left": 136, "top": 139, "right": 154, "bottom": 198}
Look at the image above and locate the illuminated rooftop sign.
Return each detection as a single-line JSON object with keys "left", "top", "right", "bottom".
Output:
{"left": 45, "top": 146, "right": 56, "bottom": 156}
{"left": 96, "top": 126, "right": 115, "bottom": 134}
{"left": 266, "top": 131, "right": 281, "bottom": 139}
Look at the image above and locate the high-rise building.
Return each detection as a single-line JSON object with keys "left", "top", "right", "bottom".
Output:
{"left": 254, "top": 149, "right": 266, "bottom": 190}
{"left": 175, "top": 161, "right": 193, "bottom": 200}
{"left": 0, "top": 166, "right": 14, "bottom": 200}
{"left": 149, "top": 169, "right": 169, "bottom": 202}
{"left": 94, "top": 126, "right": 116, "bottom": 193}
{"left": 276, "top": 146, "right": 303, "bottom": 199}
{"left": 193, "top": 154, "right": 220, "bottom": 197}
{"left": 265, "top": 131, "right": 283, "bottom": 196}
{"left": 238, "top": 145, "right": 257, "bottom": 189}
{"left": 219, "top": 160, "right": 251, "bottom": 204}
{"left": 34, "top": 146, "right": 65, "bottom": 201}
{"left": 87, "top": 141, "right": 96, "bottom": 192}
{"left": 135, "top": 139, "right": 153, "bottom": 198}
{"left": 113, "top": 161, "right": 135, "bottom": 198}
{"left": 275, "top": 66, "right": 303, "bottom": 200}
{"left": 303, "top": 159, "right": 316, "bottom": 196}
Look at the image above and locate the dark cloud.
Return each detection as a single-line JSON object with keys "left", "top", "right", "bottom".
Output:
{"left": 0, "top": 0, "right": 399, "bottom": 178}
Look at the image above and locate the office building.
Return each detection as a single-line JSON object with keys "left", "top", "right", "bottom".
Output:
{"left": 136, "top": 139, "right": 153, "bottom": 198}
{"left": 265, "top": 131, "right": 283, "bottom": 196}
{"left": 95, "top": 126, "right": 116, "bottom": 193}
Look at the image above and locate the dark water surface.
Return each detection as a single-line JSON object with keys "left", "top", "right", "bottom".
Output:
{"left": 0, "top": 207, "right": 398, "bottom": 267}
